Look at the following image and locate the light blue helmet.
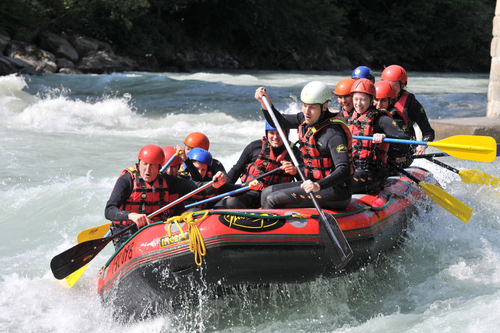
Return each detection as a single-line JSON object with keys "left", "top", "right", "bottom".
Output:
{"left": 265, "top": 121, "right": 289, "bottom": 137}
{"left": 187, "top": 147, "right": 213, "bottom": 166}
{"left": 352, "top": 66, "right": 375, "bottom": 82}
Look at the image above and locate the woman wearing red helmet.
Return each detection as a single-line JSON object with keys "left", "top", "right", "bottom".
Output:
{"left": 105, "top": 144, "right": 226, "bottom": 249}
{"left": 381, "top": 65, "right": 435, "bottom": 154}
{"left": 348, "top": 79, "right": 412, "bottom": 194}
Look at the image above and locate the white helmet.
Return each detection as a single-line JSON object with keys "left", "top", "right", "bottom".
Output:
{"left": 300, "top": 81, "right": 331, "bottom": 105}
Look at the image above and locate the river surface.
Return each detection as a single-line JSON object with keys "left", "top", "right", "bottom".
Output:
{"left": 1, "top": 70, "right": 499, "bottom": 332}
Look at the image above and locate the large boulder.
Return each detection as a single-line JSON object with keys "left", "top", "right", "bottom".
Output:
{"left": 69, "top": 35, "right": 99, "bottom": 57}
{"left": 0, "top": 56, "right": 17, "bottom": 75}
{"left": 76, "top": 50, "right": 137, "bottom": 73}
{"left": 39, "top": 31, "right": 78, "bottom": 62}
{"left": 56, "top": 57, "right": 75, "bottom": 69}
{"left": 0, "top": 28, "right": 11, "bottom": 54}
{"left": 0, "top": 55, "right": 41, "bottom": 76}
{"left": 6, "top": 41, "right": 57, "bottom": 73}
{"left": 59, "top": 67, "right": 83, "bottom": 75}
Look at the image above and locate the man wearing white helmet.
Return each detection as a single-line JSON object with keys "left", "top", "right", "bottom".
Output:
{"left": 254, "top": 82, "right": 353, "bottom": 210}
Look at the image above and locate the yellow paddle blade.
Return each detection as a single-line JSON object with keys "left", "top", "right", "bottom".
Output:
{"left": 64, "top": 264, "right": 88, "bottom": 288}
{"left": 459, "top": 170, "right": 500, "bottom": 187}
{"left": 419, "top": 182, "right": 472, "bottom": 223}
{"left": 428, "top": 135, "right": 497, "bottom": 163}
{"left": 77, "top": 223, "right": 111, "bottom": 243}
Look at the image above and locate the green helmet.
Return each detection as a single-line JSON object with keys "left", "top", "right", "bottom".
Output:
{"left": 300, "top": 81, "right": 331, "bottom": 105}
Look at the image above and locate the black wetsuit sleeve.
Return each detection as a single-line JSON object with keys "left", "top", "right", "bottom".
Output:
{"left": 227, "top": 140, "right": 261, "bottom": 184}
{"left": 407, "top": 94, "right": 435, "bottom": 141}
{"left": 374, "top": 114, "right": 413, "bottom": 156}
{"left": 183, "top": 158, "right": 203, "bottom": 181}
{"left": 315, "top": 126, "right": 352, "bottom": 189}
{"left": 166, "top": 173, "right": 222, "bottom": 196}
{"left": 210, "top": 158, "right": 227, "bottom": 177}
{"left": 105, "top": 172, "right": 134, "bottom": 222}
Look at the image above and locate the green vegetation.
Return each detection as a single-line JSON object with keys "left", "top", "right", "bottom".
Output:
{"left": 0, "top": 0, "right": 495, "bottom": 71}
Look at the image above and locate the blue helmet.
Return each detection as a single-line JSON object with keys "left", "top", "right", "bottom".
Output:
{"left": 265, "top": 121, "right": 289, "bottom": 136}
{"left": 352, "top": 66, "right": 375, "bottom": 81}
{"left": 187, "top": 147, "right": 213, "bottom": 166}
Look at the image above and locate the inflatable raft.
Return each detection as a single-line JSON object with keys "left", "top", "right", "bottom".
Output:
{"left": 97, "top": 167, "right": 436, "bottom": 318}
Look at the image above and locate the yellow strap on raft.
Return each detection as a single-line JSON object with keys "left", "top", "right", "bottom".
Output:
{"left": 165, "top": 210, "right": 211, "bottom": 266}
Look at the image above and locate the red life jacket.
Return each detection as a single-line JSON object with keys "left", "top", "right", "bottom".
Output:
{"left": 114, "top": 165, "right": 170, "bottom": 225}
{"left": 392, "top": 90, "right": 410, "bottom": 129}
{"left": 240, "top": 137, "right": 295, "bottom": 189}
{"left": 349, "top": 108, "right": 391, "bottom": 164}
{"left": 298, "top": 116, "right": 354, "bottom": 181}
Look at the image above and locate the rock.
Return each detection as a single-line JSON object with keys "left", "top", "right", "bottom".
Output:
{"left": 0, "top": 28, "right": 11, "bottom": 54}
{"left": 76, "top": 53, "right": 103, "bottom": 74}
{"left": 5, "top": 41, "right": 56, "bottom": 73}
{"left": 39, "top": 31, "right": 79, "bottom": 62}
{"left": 56, "top": 57, "right": 75, "bottom": 69}
{"left": 59, "top": 67, "right": 83, "bottom": 74}
{"left": 0, "top": 56, "right": 17, "bottom": 76}
{"left": 70, "top": 35, "right": 99, "bottom": 57}
{"left": 338, "top": 56, "right": 353, "bottom": 70}
{"left": 12, "top": 25, "right": 39, "bottom": 43}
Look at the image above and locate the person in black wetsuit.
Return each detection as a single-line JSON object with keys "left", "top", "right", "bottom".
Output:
{"left": 255, "top": 82, "right": 354, "bottom": 210}
{"left": 373, "top": 81, "right": 413, "bottom": 168}
{"left": 381, "top": 65, "right": 435, "bottom": 154}
{"left": 104, "top": 144, "right": 226, "bottom": 249}
{"left": 218, "top": 122, "right": 301, "bottom": 209}
{"left": 177, "top": 132, "right": 227, "bottom": 181}
{"left": 348, "top": 79, "right": 412, "bottom": 194}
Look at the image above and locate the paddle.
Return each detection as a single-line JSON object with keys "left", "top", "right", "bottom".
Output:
{"left": 77, "top": 223, "right": 112, "bottom": 243}
{"left": 64, "top": 230, "right": 112, "bottom": 288}
{"left": 184, "top": 166, "right": 283, "bottom": 208}
{"left": 387, "top": 161, "right": 472, "bottom": 223}
{"left": 51, "top": 180, "right": 217, "bottom": 280}
{"left": 262, "top": 96, "right": 353, "bottom": 270}
{"left": 160, "top": 150, "right": 183, "bottom": 172}
{"left": 353, "top": 135, "right": 497, "bottom": 162}
{"left": 414, "top": 156, "right": 500, "bottom": 188}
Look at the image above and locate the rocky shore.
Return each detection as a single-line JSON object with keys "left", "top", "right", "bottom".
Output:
{"left": 0, "top": 25, "right": 360, "bottom": 76}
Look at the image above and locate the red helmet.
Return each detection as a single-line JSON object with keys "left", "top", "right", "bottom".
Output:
{"left": 381, "top": 65, "right": 408, "bottom": 87}
{"left": 162, "top": 146, "right": 182, "bottom": 166}
{"left": 350, "top": 78, "right": 375, "bottom": 97}
{"left": 184, "top": 132, "right": 210, "bottom": 151}
{"left": 374, "top": 81, "right": 397, "bottom": 99}
{"left": 138, "top": 145, "right": 165, "bottom": 165}
{"left": 334, "top": 78, "right": 356, "bottom": 96}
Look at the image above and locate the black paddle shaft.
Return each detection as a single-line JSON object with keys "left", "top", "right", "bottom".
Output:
{"left": 261, "top": 96, "right": 353, "bottom": 270}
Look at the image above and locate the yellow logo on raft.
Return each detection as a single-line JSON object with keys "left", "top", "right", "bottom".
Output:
{"left": 160, "top": 233, "right": 189, "bottom": 248}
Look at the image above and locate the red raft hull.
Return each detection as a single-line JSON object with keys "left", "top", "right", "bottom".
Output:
{"left": 97, "top": 167, "right": 435, "bottom": 318}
